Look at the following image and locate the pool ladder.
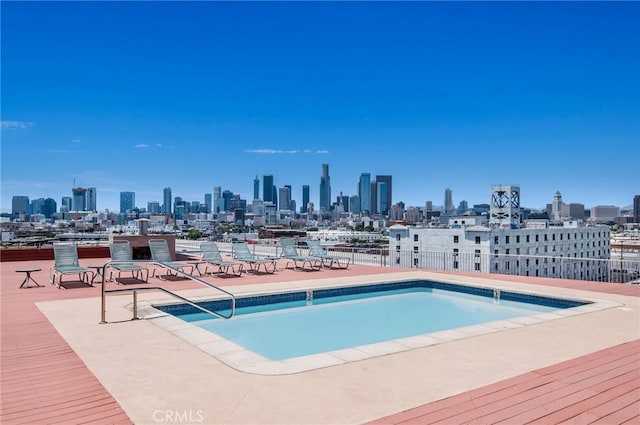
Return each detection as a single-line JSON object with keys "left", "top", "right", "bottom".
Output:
{"left": 493, "top": 289, "right": 501, "bottom": 301}
{"left": 99, "top": 260, "right": 236, "bottom": 323}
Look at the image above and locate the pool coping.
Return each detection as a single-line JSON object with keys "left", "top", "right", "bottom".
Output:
{"left": 137, "top": 276, "right": 622, "bottom": 375}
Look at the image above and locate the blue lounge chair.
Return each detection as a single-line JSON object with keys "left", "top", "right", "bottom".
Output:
{"left": 49, "top": 242, "right": 95, "bottom": 288}
{"left": 279, "top": 238, "right": 321, "bottom": 271}
{"left": 232, "top": 242, "right": 277, "bottom": 274}
{"left": 109, "top": 240, "right": 149, "bottom": 283}
{"left": 148, "top": 239, "right": 194, "bottom": 279}
{"left": 200, "top": 242, "right": 243, "bottom": 277}
{"left": 306, "top": 240, "right": 350, "bottom": 269}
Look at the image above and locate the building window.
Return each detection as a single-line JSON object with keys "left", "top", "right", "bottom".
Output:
{"left": 475, "top": 236, "right": 481, "bottom": 244}
{"left": 396, "top": 246, "right": 400, "bottom": 252}
{"left": 475, "top": 263, "right": 481, "bottom": 271}
{"left": 413, "top": 246, "right": 419, "bottom": 253}
{"left": 494, "top": 236, "right": 499, "bottom": 244}
{"left": 413, "top": 234, "right": 418, "bottom": 242}
{"left": 526, "top": 235, "right": 530, "bottom": 243}
{"left": 535, "top": 235, "right": 539, "bottom": 242}
{"left": 505, "top": 236, "right": 510, "bottom": 244}
{"left": 454, "top": 235, "right": 459, "bottom": 243}
{"left": 505, "top": 249, "right": 510, "bottom": 255}
{"left": 544, "top": 234, "right": 548, "bottom": 241}
{"left": 516, "top": 235, "right": 520, "bottom": 243}
{"left": 396, "top": 258, "right": 400, "bottom": 264}
{"left": 413, "top": 258, "right": 419, "bottom": 266}
{"left": 475, "top": 249, "right": 481, "bottom": 257}
{"left": 552, "top": 234, "right": 556, "bottom": 241}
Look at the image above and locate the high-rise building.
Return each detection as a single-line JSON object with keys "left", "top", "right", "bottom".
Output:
{"left": 279, "top": 186, "right": 292, "bottom": 211}
{"left": 590, "top": 205, "right": 620, "bottom": 222}
{"left": 376, "top": 175, "right": 392, "bottom": 215}
{"left": 263, "top": 175, "right": 274, "bottom": 203}
{"left": 301, "top": 185, "right": 310, "bottom": 214}
{"left": 359, "top": 173, "right": 371, "bottom": 213}
{"left": 213, "top": 186, "right": 222, "bottom": 213}
{"left": 377, "top": 181, "right": 389, "bottom": 215}
{"left": 86, "top": 187, "right": 97, "bottom": 211}
{"left": 12, "top": 195, "right": 29, "bottom": 218}
{"left": 32, "top": 198, "right": 57, "bottom": 218}
{"left": 120, "top": 191, "right": 135, "bottom": 214}
{"left": 337, "top": 193, "right": 349, "bottom": 212}
{"left": 634, "top": 195, "right": 640, "bottom": 223}
{"left": 562, "top": 203, "right": 585, "bottom": 220}
{"left": 551, "top": 191, "right": 563, "bottom": 221}
{"left": 349, "top": 195, "right": 361, "bottom": 214}
{"left": 319, "top": 164, "right": 331, "bottom": 211}
{"left": 44, "top": 198, "right": 57, "bottom": 218}
{"left": 61, "top": 197, "right": 72, "bottom": 213}
{"left": 148, "top": 201, "right": 160, "bottom": 213}
{"left": 162, "top": 187, "right": 172, "bottom": 215}
{"left": 204, "top": 193, "right": 212, "bottom": 213}
{"left": 444, "top": 188, "right": 454, "bottom": 215}
{"left": 253, "top": 175, "right": 260, "bottom": 200}
{"left": 72, "top": 187, "right": 87, "bottom": 211}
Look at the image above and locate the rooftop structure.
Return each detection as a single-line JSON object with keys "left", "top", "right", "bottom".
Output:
{"left": 1, "top": 245, "right": 638, "bottom": 424}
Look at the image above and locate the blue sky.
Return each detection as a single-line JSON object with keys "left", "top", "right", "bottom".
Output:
{"left": 2, "top": 1, "right": 639, "bottom": 213}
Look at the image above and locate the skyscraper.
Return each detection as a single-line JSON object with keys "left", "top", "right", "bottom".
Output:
{"left": 120, "top": 191, "right": 135, "bottom": 214}
{"left": 213, "top": 186, "right": 222, "bottom": 213}
{"left": 279, "top": 186, "right": 292, "bottom": 211}
{"left": 85, "top": 187, "right": 97, "bottom": 211}
{"left": 61, "top": 197, "right": 72, "bottom": 213}
{"left": 263, "top": 175, "right": 274, "bottom": 204}
{"left": 204, "top": 193, "right": 212, "bottom": 213}
{"left": 72, "top": 187, "right": 87, "bottom": 211}
{"left": 301, "top": 185, "right": 310, "bottom": 214}
{"left": 253, "top": 175, "right": 260, "bottom": 200}
{"left": 162, "top": 187, "right": 172, "bottom": 215}
{"left": 359, "top": 173, "right": 371, "bottom": 213}
{"left": 376, "top": 175, "right": 392, "bottom": 215}
{"left": 377, "top": 182, "right": 389, "bottom": 215}
{"left": 444, "top": 188, "right": 454, "bottom": 215}
{"left": 319, "top": 163, "right": 331, "bottom": 211}
{"left": 634, "top": 195, "right": 640, "bottom": 223}
{"left": 552, "top": 191, "right": 563, "bottom": 221}
{"left": 12, "top": 196, "right": 29, "bottom": 218}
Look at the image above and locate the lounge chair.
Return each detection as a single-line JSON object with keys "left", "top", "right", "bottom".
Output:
{"left": 148, "top": 239, "right": 194, "bottom": 279}
{"left": 279, "top": 238, "right": 322, "bottom": 271}
{"left": 306, "top": 240, "right": 351, "bottom": 269}
{"left": 199, "top": 242, "right": 243, "bottom": 277}
{"left": 232, "top": 242, "right": 277, "bottom": 274}
{"left": 108, "top": 240, "right": 149, "bottom": 283}
{"left": 49, "top": 242, "right": 95, "bottom": 288}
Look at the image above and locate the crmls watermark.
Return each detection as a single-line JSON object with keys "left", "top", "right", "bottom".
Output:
{"left": 152, "top": 409, "right": 205, "bottom": 423}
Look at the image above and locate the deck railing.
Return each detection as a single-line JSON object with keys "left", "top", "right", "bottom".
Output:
{"left": 175, "top": 240, "right": 640, "bottom": 285}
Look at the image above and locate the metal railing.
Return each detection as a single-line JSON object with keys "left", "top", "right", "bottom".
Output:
{"left": 99, "top": 260, "right": 236, "bottom": 323}
{"left": 174, "top": 241, "right": 640, "bottom": 284}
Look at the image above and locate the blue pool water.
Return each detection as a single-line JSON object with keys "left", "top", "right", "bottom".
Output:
{"left": 156, "top": 281, "right": 587, "bottom": 361}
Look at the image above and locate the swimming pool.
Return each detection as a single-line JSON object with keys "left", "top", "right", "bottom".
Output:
{"left": 152, "top": 279, "right": 595, "bottom": 372}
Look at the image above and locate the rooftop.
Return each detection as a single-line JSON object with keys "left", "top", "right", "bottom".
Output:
{"left": 1, "top": 252, "right": 638, "bottom": 424}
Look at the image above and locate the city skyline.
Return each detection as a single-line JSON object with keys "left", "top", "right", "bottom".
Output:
{"left": 2, "top": 2, "right": 639, "bottom": 212}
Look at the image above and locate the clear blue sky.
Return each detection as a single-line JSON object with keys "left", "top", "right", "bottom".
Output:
{"left": 2, "top": 1, "right": 639, "bottom": 213}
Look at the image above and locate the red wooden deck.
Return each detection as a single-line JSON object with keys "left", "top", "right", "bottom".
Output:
{"left": 1, "top": 257, "right": 639, "bottom": 424}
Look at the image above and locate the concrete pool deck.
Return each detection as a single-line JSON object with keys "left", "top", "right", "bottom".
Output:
{"left": 32, "top": 268, "right": 640, "bottom": 424}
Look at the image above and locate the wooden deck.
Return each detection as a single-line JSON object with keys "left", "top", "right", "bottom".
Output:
{"left": 1, "top": 257, "right": 639, "bottom": 424}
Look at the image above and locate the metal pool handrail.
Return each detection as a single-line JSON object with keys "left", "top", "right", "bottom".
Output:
{"left": 99, "top": 260, "right": 236, "bottom": 323}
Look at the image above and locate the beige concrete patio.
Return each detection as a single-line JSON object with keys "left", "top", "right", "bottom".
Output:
{"left": 36, "top": 270, "right": 640, "bottom": 425}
